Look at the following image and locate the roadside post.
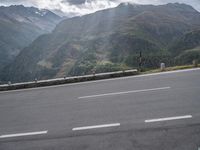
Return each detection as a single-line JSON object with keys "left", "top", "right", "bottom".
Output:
{"left": 8, "top": 81, "right": 11, "bottom": 86}
{"left": 92, "top": 69, "right": 96, "bottom": 76}
{"left": 139, "top": 51, "right": 142, "bottom": 72}
{"left": 193, "top": 60, "right": 198, "bottom": 67}
{"left": 160, "top": 63, "right": 166, "bottom": 71}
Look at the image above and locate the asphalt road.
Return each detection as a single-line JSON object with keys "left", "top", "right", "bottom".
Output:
{"left": 0, "top": 68, "right": 200, "bottom": 150}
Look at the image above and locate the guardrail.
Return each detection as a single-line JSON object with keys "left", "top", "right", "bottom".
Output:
{"left": 0, "top": 69, "right": 138, "bottom": 91}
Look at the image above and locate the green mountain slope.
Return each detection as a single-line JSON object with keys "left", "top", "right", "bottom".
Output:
{"left": 170, "top": 29, "right": 200, "bottom": 55}
{"left": 2, "top": 3, "right": 200, "bottom": 83}
{"left": 169, "top": 30, "right": 200, "bottom": 65}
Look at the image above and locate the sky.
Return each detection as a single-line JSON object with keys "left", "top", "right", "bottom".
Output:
{"left": 0, "top": 0, "right": 200, "bottom": 16}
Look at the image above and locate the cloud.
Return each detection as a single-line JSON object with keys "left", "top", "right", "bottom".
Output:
{"left": 0, "top": 0, "right": 118, "bottom": 16}
{"left": 0, "top": 0, "right": 200, "bottom": 16}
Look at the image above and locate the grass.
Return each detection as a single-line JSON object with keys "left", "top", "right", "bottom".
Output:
{"left": 141, "top": 64, "right": 200, "bottom": 75}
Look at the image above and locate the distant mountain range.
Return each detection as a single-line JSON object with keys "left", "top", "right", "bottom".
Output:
{"left": 0, "top": 5, "right": 62, "bottom": 71}
{"left": 1, "top": 3, "right": 200, "bottom": 83}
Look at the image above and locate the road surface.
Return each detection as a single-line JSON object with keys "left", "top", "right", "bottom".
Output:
{"left": 0, "top": 68, "right": 200, "bottom": 150}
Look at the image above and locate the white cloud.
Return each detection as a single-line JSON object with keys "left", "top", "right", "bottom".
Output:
{"left": 0, "top": 0, "right": 200, "bottom": 16}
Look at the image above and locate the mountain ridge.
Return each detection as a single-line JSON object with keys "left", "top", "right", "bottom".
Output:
{"left": 0, "top": 5, "right": 62, "bottom": 72}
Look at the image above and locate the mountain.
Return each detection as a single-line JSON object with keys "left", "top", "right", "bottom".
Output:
{"left": 0, "top": 5, "right": 62, "bottom": 71}
{"left": 170, "top": 29, "right": 200, "bottom": 65}
{"left": 170, "top": 29, "right": 200, "bottom": 55}
{"left": 2, "top": 3, "right": 200, "bottom": 83}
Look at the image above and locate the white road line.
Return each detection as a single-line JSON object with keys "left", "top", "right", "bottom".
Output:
{"left": 0, "top": 130, "right": 48, "bottom": 139}
{"left": 78, "top": 87, "right": 171, "bottom": 99}
{"left": 1, "top": 68, "right": 199, "bottom": 94}
{"left": 72, "top": 123, "right": 120, "bottom": 131}
{"left": 145, "top": 115, "right": 192, "bottom": 123}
